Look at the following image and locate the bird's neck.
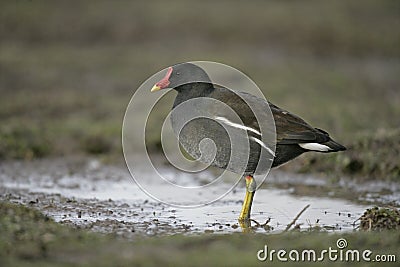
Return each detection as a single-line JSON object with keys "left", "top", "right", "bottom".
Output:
{"left": 173, "top": 82, "right": 214, "bottom": 108}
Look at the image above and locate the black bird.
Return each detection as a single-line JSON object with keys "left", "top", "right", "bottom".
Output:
{"left": 151, "top": 63, "right": 346, "bottom": 223}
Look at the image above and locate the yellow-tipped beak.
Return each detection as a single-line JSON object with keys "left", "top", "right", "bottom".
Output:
{"left": 151, "top": 85, "right": 161, "bottom": 92}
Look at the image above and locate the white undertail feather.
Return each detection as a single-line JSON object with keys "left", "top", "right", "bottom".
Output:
{"left": 299, "top": 143, "right": 331, "bottom": 152}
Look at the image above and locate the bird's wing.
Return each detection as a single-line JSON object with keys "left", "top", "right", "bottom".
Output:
{"left": 268, "top": 102, "right": 330, "bottom": 145}
{"left": 210, "top": 87, "right": 329, "bottom": 145}
{"left": 208, "top": 88, "right": 273, "bottom": 137}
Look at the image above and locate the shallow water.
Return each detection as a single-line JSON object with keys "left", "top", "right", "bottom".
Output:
{"left": 1, "top": 157, "right": 396, "bottom": 236}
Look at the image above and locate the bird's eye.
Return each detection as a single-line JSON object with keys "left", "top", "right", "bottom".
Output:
{"left": 176, "top": 72, "right": 180, "bottom": 75}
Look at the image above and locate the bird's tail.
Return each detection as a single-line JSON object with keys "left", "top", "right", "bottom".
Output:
{"left": 323, "top": 139, "right": 346, "bottom": 152}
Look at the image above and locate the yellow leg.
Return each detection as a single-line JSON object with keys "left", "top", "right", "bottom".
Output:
{"left": 238, "top": 175, "right": 256, "bottom": 223}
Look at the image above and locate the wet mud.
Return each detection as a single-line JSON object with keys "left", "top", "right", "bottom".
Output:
{"left": 1, "top": 157, "right": 398, "bottom": 237}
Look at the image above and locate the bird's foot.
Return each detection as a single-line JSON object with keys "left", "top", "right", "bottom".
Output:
{"left": 238, "top": 217, "right": 252, "bottom": 231}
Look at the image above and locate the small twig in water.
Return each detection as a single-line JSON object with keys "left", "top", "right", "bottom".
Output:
{"left": 284, "top": 204, "right": 310, "bottom": 232}
{"left": 250, "top": 219, "right": 261, "bottom": 227}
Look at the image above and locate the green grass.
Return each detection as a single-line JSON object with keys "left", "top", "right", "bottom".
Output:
{"left": 360, "top": 206, "right": 400, "bottom": 231}
{"left": 1, "top": 1, "right": 399, "bottom": 56}
{"left": 1, "top": 201, "right": 399, "bottom": 267}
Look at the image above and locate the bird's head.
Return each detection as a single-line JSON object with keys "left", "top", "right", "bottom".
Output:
{"left": 151, "top": 63, "right": 212, "bottom": 92}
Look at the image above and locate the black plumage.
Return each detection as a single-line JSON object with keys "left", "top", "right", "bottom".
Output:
{"left": 154, "top": 63, "right": 346, "bottom": 175}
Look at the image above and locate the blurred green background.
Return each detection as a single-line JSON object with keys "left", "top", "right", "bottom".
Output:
{"left": 1, "top": 0, "right": 399, "bottom": 179}
{"left": 1, "top": 2, "right": 399, "bottom": 266}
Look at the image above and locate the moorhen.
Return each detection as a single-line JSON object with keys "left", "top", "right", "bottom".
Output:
{"left": 151, "top": 63, "right": 346, "bottom": 223}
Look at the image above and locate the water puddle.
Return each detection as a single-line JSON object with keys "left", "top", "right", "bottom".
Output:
{"left": 0, "top": 157, "right": 395, "bottom": 236}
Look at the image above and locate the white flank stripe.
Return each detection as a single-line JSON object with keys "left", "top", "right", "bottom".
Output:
{"left": 250, "top": 136, "right": 275, "bottom": 157}
{"left": 299, "top": 143, "right": 331, "bottom": 152}
{"left": 214, "top": 116, "right": 261, "bottom": 136}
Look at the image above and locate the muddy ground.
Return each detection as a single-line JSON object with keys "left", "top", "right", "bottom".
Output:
{"left": 1, "top": 157, "right": 399, "bottom": 238}
{"left": 1, "top": 157, "right": 399, "bottom": 267}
